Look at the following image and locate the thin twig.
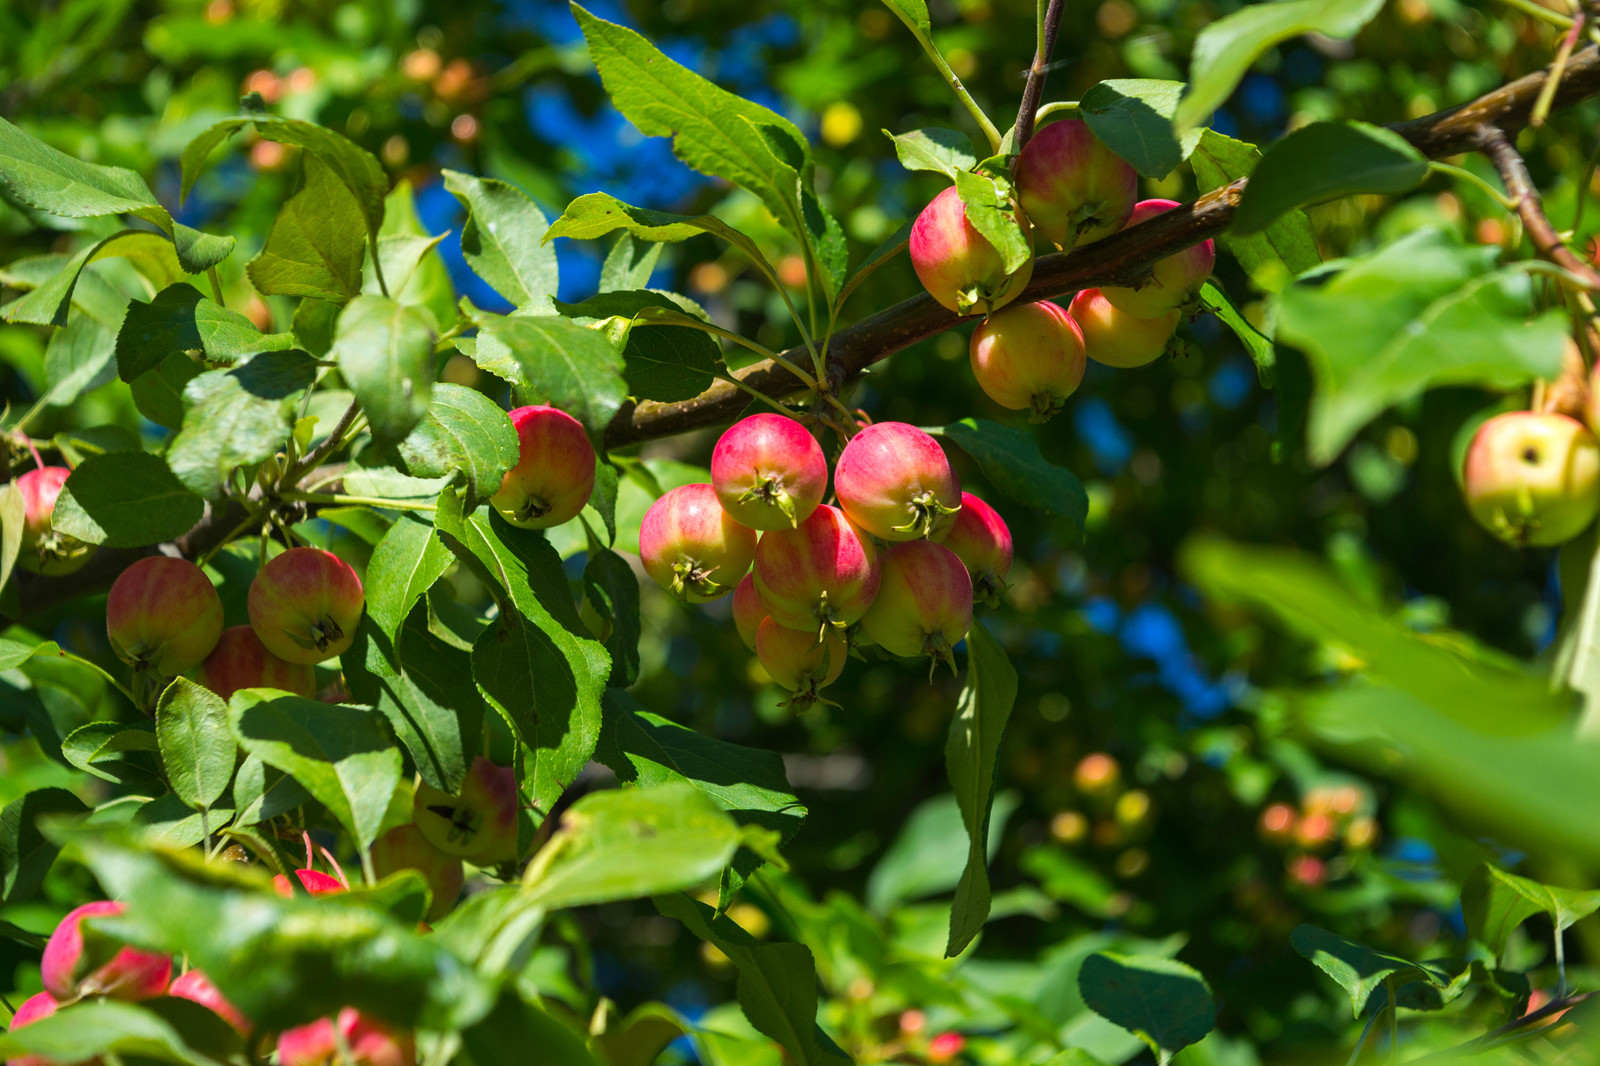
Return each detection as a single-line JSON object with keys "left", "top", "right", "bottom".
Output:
{"left": 1013, "top": 0, "right": 1069, "bottom": 149}
{"left": 886, "top": 5, "right": 1003, "bottom": 152}
{"left": 284, "top": 399, "right": 360, "bottom": 485}
{"left": 1534, "top": 11, "right": 1588, "bottom": 125}
{"left": 1480, "top": 125, "right": 1600, "bottom": 290}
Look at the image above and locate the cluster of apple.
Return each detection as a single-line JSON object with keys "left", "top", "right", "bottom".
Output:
{"left": 1048, "top": 753, "right": 1158, "bottom": 883}
{"left": 908, "top": 120, "right": 1216, "bottom": 421}
{"left": 1461, "top": 393, "right": 1600, "bottom": 547}
{"left": 7, "top": 896, "right": 415, "bottom": 1066}
{"left": 1256, "top": 785, "right": 1379, "bottom": 890}
{"left": 99, "top": 545, "right": 363, "bottom": 709}
{"left": 638, "top": 414, "right": 1013, "bottom": 702}
{"left": 5, "top": 757, "right": 523, "bottom": 1066}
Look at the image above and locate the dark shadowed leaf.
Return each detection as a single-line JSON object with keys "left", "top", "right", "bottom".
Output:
{"left": 167, "top": 351, "right": 319, "bottom": 500}
{"left": 946, "top": 622, "right": 1019, "bottom": 956}
{"left": 52, "top": 450, "right": 204, "bottom": 547}
{"left": 1080, "top": 80, "right": 1201, "bottom": 179}
{"left": 1079, "top": 952, "right": 1216, "bottom": 1056}
{"left": 933, "top": 419, "right": 1087, "bottom": 534}
{"left": 0, "top": 787, "right": 88, "bottom": 903}
{"left": 1236, "top": 122, "right": 1427, "bottom": 236}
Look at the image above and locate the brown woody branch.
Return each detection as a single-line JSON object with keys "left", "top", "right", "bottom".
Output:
{"left": 1479, "top": 124, "right": 1600, "bottom": 288}
{"left": 13, "top": 47, "right": 1600, "bottom": 622}
{"left": 1013, "top": 0, "right": 1069, "bottom": 151}
{"left": 606, "top": 44, "right": 1600, "bottom": 450}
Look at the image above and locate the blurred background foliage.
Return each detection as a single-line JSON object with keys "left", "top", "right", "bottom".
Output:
{"left": 1, "top": 0, "right": 1596, "bottom": 1062}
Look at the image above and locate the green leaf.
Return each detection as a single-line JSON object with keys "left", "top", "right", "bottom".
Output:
{"left": 1190, "top": 129, "right": 1319, "bottom": 291}
{"left": 247, "top": 154, "right": 367, "bottom": 301}
{"left": 52, "top": 450, "right": 205, "bottom": 547}
{"left": 0, "top": 998, "right": 222, "bottom": 1066}
{"left": 599, "top": 233, "right": 664, "bottom": 293}
{"left": 116, "top": 282, "right": 295, "bottom": 382}
{"left": 390, "top": 383, "right": 519, "bottom": 508}
{"left": 0, "top": 787, "right": 87, "bottom": 903}
{"left": 0, "top": 252, "right": 129, "bottom": 329}
{"left": 41, "top": 312, "right": 117, "bottom": 407}
{"left": 182, "top": 115, "right": 387, "bottom": 240}
{"left": 1275, "top": 228, "right": 1569, "bottom": 464}
{"left": 134, "top": 793, "right": 237, "bottom": 850}
{"left": 4, "top": 231, "right": 176, "bottom": 327}
{"left": 0, "top": 638, "right": 62, "bottom": 673}
{"left": 557, "top": 289, "right": 722, "bottom": 403}
{"left": 1181, "top": 537, "right": 1573, "bottom": 733}
{"left": 0, "top": 115, "right": 234, "bottom": 275}
{"left": 155, "top": 679, "right": 236, "bottom": 811}
{"left": 332, "top": 294, "right": 435, "bottom": 447}
{"left": 1236, "top": 122, "right": 1428, "bottom": 236}
{"left": 594, "top": 1003, "right": 692, "bottom": 1066}
{"left": 1080, "top": 80, "right": 1203, "bottom": 180}
{"left": 344, "top": 610, "right": 483, "bottom": 795}
{"left": 471, "top": 310, "right": 626, "bottom": 437}
{"left": 884, "top": 127, "right": 978, "bottom": 180}
{"left": 945, "top": 622, "right": 1019, "bottom": 957}
{"left": 443, "top": 170, "right": 559, "bottom": 311}
{"left": 77, "top": 835, "right": 492, "bottom": 1032}
{"left": 375, "top": 179, "right": 457, "bottom": 330}
{"left": 129, "top": 351, "right": 204, "bottom": 432}
{"left": 522, "top": 784, "right": 740, "bottom": 909}
{"left": 231, "top": 753, "right": 310, "bottom": 829}
{"left": 866, "top": 790, "right": 1018, "bottom": 914}
{"left": 1289, "top": 925, "right": 1436, "bottom": 1017}
{"left": 229, "top": 690, "right": 402, "bottom": 851}
{"left": 953, "top": 170, "right": 1031, "bottom": 275}
{"left": 1079, "top": 953, "right": 1216, "bottom": 1057}
{"left": 0, "top": 486, "right": 24, "bottom": 597}
{"left": 167, "top": 351, "right": 319, "bottom": 500}
{"left": 433, "top": 495, "right": 609, "bottom": 824}
{"left": 571, "top": 3, "right": 844, "bottom": 300}
{"left": 583, "top": 551, "right": 641, "bottom": 687}
{"left": 364, "top": 513, "right": 453, "bottom": 648}
{"left": 461, "top": 988, "right": 600, "bottom": 1066}
{"left": 933, "top": 419, "right": 1087, "bottom": 534}
{"left": 1175, "top": 0, "right": 1386, "bottom": 131}
{"left": 1461, "top": 862, "right": 1600, "bottom": 956}
{"left": 1199, "top": 280, "right": 1275, "bottom": 386}
{"left": 61, "top": 722, "right": 164, "bottom": 790}
{"left": 656, "top": 894, "right": 850, "bottom": 1066}
{"left": 596, "top": 689, "right": 805, "bottom": 853}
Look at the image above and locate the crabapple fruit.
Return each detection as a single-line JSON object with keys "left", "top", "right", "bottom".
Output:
{"left": 489, "top": 405, "right": 596, "bottom": 529}
{"left": 4, "top": 991, "right": 75, "bottom": 1066}
{"left": 13, "top": 467, "right": 92, "bottom": 576}
{"left": 732, "top": 574, "right": 767, "bottom": 652}
{"left": 639, "top": 483, "right": 757, "bottom": 602}
{"left": 1068, "top": 289, "right": 1179, "bottom": 369}
{"left": 968, "top": 300, "right": 1086, "bottom": 420}
{"left": 1099, "top": 200, "right": 1216, "bottom": 317}
{"left": 1463, "top": 411, "right": 1600, "bottom": 546}
{"left": 372, "top": 824, "right": 464, "bottom": 922}
{"left": 755, "top": 618, "right": 847, "bottom": 705}
{"left": 940, "top": 493, "right": 1012, "bottom": 608}
{"left": 276, "top": 1009, "right": 415, "bottom": 1066}
{"left": 272, "top": 869, "right": 347, "bottom": 896}
{"left": 168, "top": 970, "right": 250, "bottom": 1035}
{"left": 910, "top": 186, "right": 1034, "bottom": 316}
{"left": 196, "top": 626, "right": 315, "bottom": 702}
{"left": 710, "top": 414, "right": 827, "bottom": 530}
{"left": 247, "top": 547, "right": 365, "bottom": 664}
{"left": 834, "top": 422, "right": 961, "bottom": 542}
{"left": 41, "top": 901, "right": 171, "bottom": 1002}
{"left": 753, "top": 504, "right": 880, "bottom": 634}
{"left": 859, "top": 541, "right": 973, "bottom": 672}
{"left": 1014, "top": 119, "right": 1138, "bottom": 249}
{"left": 413, "top": 756, "right": 519, "bottom": 864}
{"left": 106, "top": 557, "right": 223, "bottom": 679}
